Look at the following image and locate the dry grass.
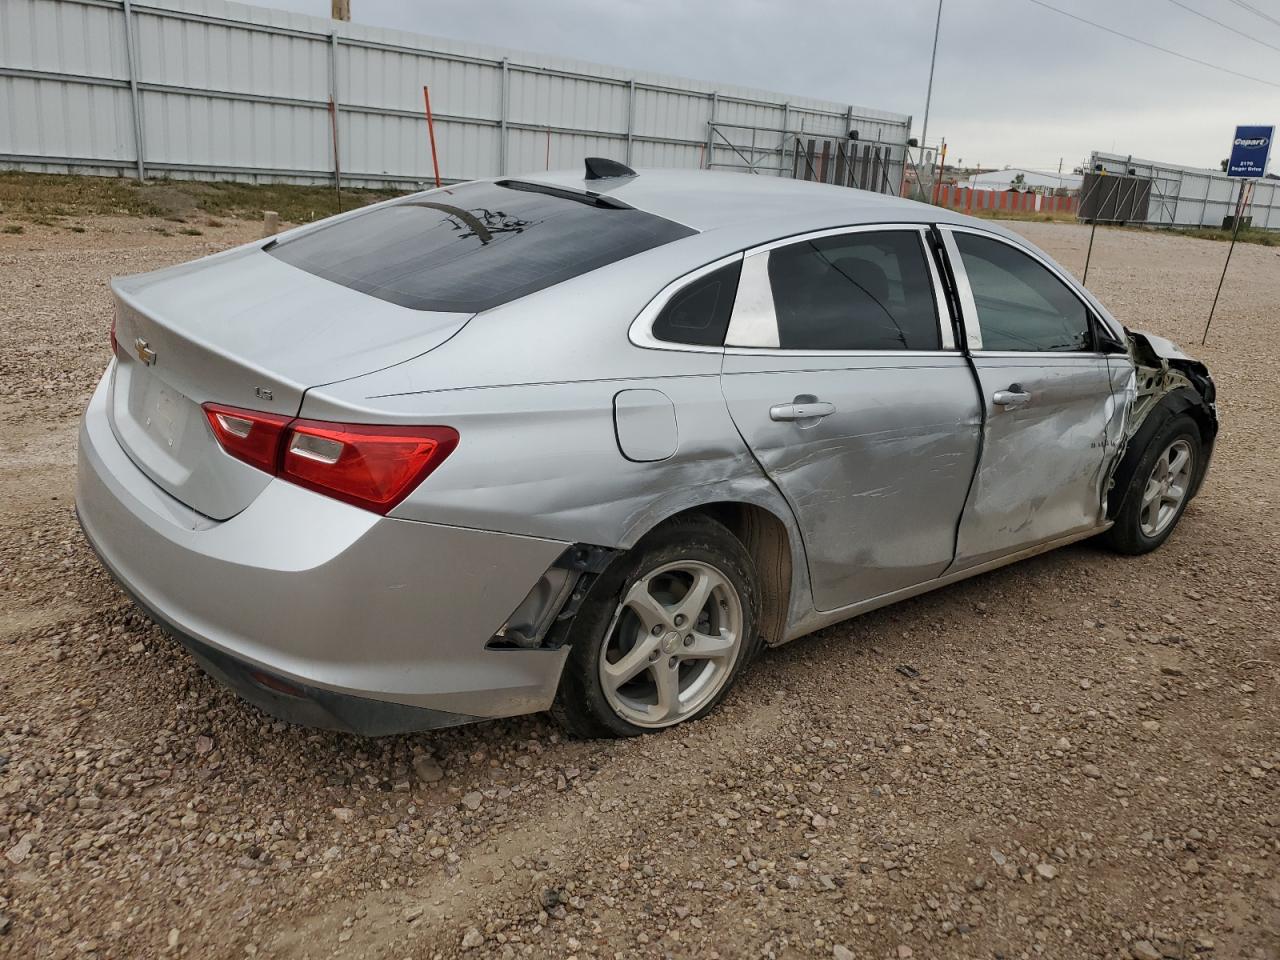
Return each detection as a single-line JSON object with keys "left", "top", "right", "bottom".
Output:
{"left": 0, "top": 172, "right": 404, "bottom": 227}
{"left": 1158, "top": 224, "right": 1280, "bottom": 247}
{"left": 951, "top": 205, "right": 1078, "bottom": 224}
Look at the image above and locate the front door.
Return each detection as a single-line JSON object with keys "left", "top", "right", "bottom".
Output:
{"left": 942, "top": 227, "right": 1117, "bottom": 569}
{"left": 720, "top": 226, "right": 981, "bottom": 612}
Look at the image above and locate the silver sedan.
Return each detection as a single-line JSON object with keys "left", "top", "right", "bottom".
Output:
{"left": 77, "top": 162, "right": 1217, "bottom": 738}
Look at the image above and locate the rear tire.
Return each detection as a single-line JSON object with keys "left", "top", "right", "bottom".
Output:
{"left": 553, "top": 515, "right": 761, "bottom": 739}
{"left": 1102, "top": 413, "right": 1201, "bottom": 555}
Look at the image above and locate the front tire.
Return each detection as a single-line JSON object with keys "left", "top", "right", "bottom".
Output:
{"left": 553, "top": 516, "right": 761, "bottom": 739}
{"left": 1103, "top": 412, "right": 1202, "bottom": 555}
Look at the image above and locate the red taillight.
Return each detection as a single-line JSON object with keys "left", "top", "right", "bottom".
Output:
{"left": 203, "top": 403, "right": 294, "bottom": 473}
{"left": 200, "top": 403, "right": 458, "bottom": 515}
{"left": 282, "top": 420, "right": 458, "bottom": 514}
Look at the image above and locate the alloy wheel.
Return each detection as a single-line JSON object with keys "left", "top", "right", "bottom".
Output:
{"left": 598, "top": 559, "right": 744, "bottom": 729}
{"left": 1140, "top": 438, "right": 1194, "bottom": 538}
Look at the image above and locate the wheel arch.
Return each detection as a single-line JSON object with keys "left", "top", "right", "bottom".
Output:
{"left": 620, "top": 497, "right": 803, "bottom": 648}
{"left": 1108, "top": 386, "right": 1213, "bottom": 520}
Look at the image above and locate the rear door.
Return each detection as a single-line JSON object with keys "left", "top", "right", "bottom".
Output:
{"left": 940, "top": 227, "right": 1116, "bottom": 569}
{"left": 719, "top": 225, "right": 982, "bottom": 612}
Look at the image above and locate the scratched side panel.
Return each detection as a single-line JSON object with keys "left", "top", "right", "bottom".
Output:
{"left": 304, "top": 370, "right": 805, "bottom": 556}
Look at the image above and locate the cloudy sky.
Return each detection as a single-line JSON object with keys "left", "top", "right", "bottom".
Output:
{"left": 260, "top": 0, "right": 1277, "bottom": 173}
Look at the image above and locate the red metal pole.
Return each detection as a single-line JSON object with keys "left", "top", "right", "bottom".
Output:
{"left": 422, "top": 85, "right": 442, "bottom": 188}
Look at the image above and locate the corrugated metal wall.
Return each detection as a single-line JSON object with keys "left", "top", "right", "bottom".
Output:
{"left": 1090, "top": 151, "right": 1280, "bottom": 231}
{"left": 0, "top": 0, "right": 913, "bottom": 191}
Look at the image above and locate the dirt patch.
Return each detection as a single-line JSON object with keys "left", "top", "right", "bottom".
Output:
{"left": 0, "top": 213, "right": 1276, "bottom": 960}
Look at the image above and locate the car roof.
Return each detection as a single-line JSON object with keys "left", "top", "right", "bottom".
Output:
{"left": 507, "top": 167, "right": 989, "bottom": 235}
{"left": 493, "top": 167, "right": 1121, "bottom": 344}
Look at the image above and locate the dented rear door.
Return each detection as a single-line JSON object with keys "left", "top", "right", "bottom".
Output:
{"left": 720, "top": 226, "right": 981, "bottom": 613}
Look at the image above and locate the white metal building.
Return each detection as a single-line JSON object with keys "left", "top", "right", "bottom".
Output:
{"left": 0, "top": 0, "right": 912, "bottom": 189}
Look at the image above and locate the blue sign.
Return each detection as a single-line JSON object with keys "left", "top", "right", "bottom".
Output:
{"left": 1227, "top": 124, "right": 1273, "bottom": 178}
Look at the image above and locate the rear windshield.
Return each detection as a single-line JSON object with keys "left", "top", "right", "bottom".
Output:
{"left": 267, "top": 180, "right": 697, "bottom": 313}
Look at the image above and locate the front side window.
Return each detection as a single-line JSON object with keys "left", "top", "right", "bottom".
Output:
{"left": 766, "top": 230, "right": 940, "bottom": 351}
{"left": 268, "top": 181, "right": 697, "bottom": 313}
{"left": 955, "top": 233, "right": 1092, "bottom": 352}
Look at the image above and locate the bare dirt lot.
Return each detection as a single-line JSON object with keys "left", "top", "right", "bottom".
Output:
{"left": 0, "top": 212, "right": 1277, "bottom": 960}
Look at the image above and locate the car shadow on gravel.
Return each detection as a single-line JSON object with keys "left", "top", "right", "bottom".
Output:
{"left": 752, "top": 540, "right": 1112, "bottom": 674}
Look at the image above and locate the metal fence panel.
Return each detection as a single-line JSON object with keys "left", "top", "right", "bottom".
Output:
{"left": 136, "top": 9, "right": 328, "bottom": 99}
{"left": 2, "top": 74, "right": 136, "bottom": 161}
{"left": 2, "top": 0, "right": 128, "bottom": 78}
{"left": 0, "top": 0, "right": 911, "bottom": 190}
{"left": 633, "top": 86, "right": 706, "bottom": 142}
{"left": 507, "top": 68, "right": 629, "bottom": 135}
{"left": 141, "top": 90, "right": 327, "bottom": 170}
{"left": 631, "top": 139, "right": 703, "bottom": 170}
{"left": 1089, "top": 150, "right": 1280, "bottom": 231}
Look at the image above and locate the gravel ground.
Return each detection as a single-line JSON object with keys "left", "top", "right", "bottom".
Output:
{"left": 0, "top": 214, "right": 1277, "bottom": 960}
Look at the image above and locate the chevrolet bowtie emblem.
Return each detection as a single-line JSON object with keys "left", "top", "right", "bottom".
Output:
{"left": 134, "top": 337, "right": 157, "bottom": 366}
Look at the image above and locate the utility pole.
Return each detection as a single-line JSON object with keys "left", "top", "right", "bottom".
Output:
{"left": 917, "top": 0, "right": 944, "bottom": 198}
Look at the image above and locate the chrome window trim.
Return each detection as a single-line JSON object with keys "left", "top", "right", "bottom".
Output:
{"left": 941, "top": 224, "right": 1127, "bottom": 350}
{"left": 724, "top": 348, "right": 960, "bottom": 359}
{"left": 724, "top": 250, "right": 778, "bottom": 348}
{"left": 742, "top": 222, "right": 930, "bottom": 256}
{"left": 919, "top": 230, "right": 955, "bottom": 350}
{"left": 727, "top": 223, "right": 957, "bottom": 353}
{"left": 627, "top": 252, "right": 744, "bottom": 354}
{"left": 939, "top": 227, "right": 983, "bottom": 351}
{"left": 974, "top": 350, "right": 1110, "bottom": 360}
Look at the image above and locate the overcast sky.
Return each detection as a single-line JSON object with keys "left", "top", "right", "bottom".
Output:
{"left": 260, "top": 0, "right": 1277, "bottom": 173}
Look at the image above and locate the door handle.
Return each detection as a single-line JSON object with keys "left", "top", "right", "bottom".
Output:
{"left": 770, "top": 398, "right": 836, "bottom": 422}
{"left": 993, "top": 384, "right": 1032, "bottom": 407}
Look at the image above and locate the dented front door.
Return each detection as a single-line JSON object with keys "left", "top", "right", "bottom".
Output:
{"left": 951, "top": 356, "right": 1113, "bottom": 568}
{"left": 941, "top": 227, "right": 1115, "bottom": 569}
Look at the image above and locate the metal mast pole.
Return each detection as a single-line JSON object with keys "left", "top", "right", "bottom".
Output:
{"left": 1202, "top": 180, "right": 1250, "bottom": 345}
{"left": 917, "top": 0, "right": 944, "bottom": 198}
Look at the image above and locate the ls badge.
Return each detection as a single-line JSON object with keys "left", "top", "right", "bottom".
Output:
{"left": 133, "top": 337, "right": 157, "bottom": 366}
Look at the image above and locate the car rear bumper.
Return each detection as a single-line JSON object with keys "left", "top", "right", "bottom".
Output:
{"left": 76, "top": 368, "right": 571, "bottom": 734}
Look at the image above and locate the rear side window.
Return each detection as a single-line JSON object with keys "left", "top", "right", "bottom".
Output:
{"left": 767, "top": 230, "right": 940, "bottom": 351}
{"left": 651, "top": 261, "right": 741, "bottom": 346}
{"left": 954, "top": 233, "right": 1092, "bottom": 352}
{"left": 267, "top": 181, "right": 697, "bottom": 313}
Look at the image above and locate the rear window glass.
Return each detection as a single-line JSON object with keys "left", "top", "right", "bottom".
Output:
{"left": 267, "top": 181, "right": 697, "bottom": 313}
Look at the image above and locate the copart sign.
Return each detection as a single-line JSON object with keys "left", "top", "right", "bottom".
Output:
{"left": 1227, "top": 125, "right": 1274, "bottom": 178}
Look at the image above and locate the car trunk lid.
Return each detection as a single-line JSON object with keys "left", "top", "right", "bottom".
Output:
{"left": 108, "top": 245, "right": 472, "bottom": 520}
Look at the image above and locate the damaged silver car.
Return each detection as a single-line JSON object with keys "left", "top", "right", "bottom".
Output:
{"left": 76, "top": 161, "right": 1216, "bottom": 738}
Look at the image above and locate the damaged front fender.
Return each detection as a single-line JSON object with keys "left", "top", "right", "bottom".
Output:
{"left": 1104, "top": 329, "right": 1218, "bottom": 518}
